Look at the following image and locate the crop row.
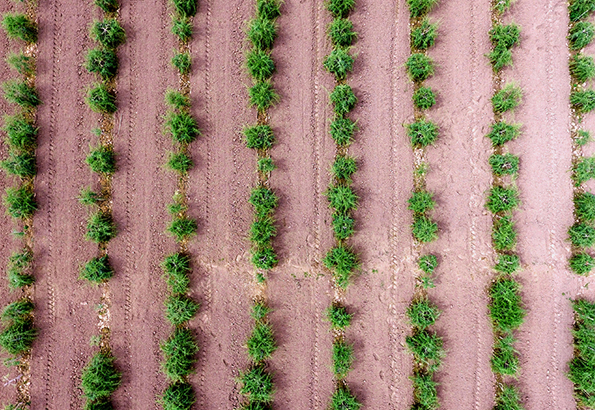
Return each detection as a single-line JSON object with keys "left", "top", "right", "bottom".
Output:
{"left": 0, "top": 2, "right": 40, "bottom": 407}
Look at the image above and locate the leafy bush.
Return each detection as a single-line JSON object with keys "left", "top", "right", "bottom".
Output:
{"left": 330, "top": 387, "right": 361, "bottom": 410}
{"left": 570, "top": 252, "right": 595, "bottom": 275}
{"left": 493, "top": 215, "right": 517, "bottom": 251}
{"left": 81, "top": 352, "right": 121, "bottom": 402}
{"left": 247, "top": 49, "right": 275, "bottom": 81}
{"left": 249, "top": 82, "right": 279, "bottom": 111}
{"left": 172, "top": 53, "right": 191, "bottom": 75}
{"left": 172, "top": 17, "right": 193, "bottom": 42}
{"left": 3, "top": 116, "right": 37, "bottom": 151}
{"left": 86, "top": 212, "right": 117, "bottom": 243}
{"left": 250, "top": 217, "right": 276, "bottom": 245}
{"left": 239, "top": 365, "right": 274, "bottom": 403}
{"left": 332, "top": 156, "right": 357, "bottom": 183}
{"left": 256, "top": 0, "right": 281, "bottom": 19}
{"left": 486, "top": 122, "right": 521, "bottom": 146}
{"left": 7, "top": 251, "right": 34, "bottom": 289}
{"left": 327, "top": 304, "right": 352, "bottom": 329}
{"left": 166, "top": 151, "right": 193, "bottom": 174}
{"left": 162, "top": 253, "right": 191, "bottom": 294}
{"left": 412, "top": 86, "right": 436, "bottom": 110}
{"left": 573, "top": 157, "right": 595, "bottom": 185}
{"left": 4, "top": 186, "right": 36, "bottom": 219}
{"left": 2, "top": 151, "right": 36, "bottom": 178}
{"left": 407, "top": 299, "right": 440, "bottom": 330}
{"left": 411, "top": 372, "right": 438, "bottom": 409}
{"left": 330, "top": 84, "right": 357, "bottom": 116}
{"left": 95, "top": 0, "right": 119, "bottom": 13}
{"left": 493, "top": 0, "right": 512, "bottom": 14}
{"left": 492, "top": 84, "right": 522, "bottom": 113}
{"left": 87, "top": 146, "right": 116, "bottom": 174}
{"left": 79, "top": 188, "right": 104, "bottom": 206}
{"left": 406, "top": 119, "right": 439, "bottom": 147}
{"left": 491, "top": 334, "right": 519, "bottom": 376}
{"left": 87, "top": 84, "right": 117, "bottom": 114}
{"left": 84, "top": 399, "right": 114, "bottom": 410}
{"left": 324, "top": 48, "right": 354, "bottom": 81}
{"left": 488, "top": 24, "right": 520, "bottom": 71}
{"left": 324, "top": 246, "right": 359, "bottom": 289}
{"left": 0, "top": 317, "right": 36, "bottom": 355}
{"left": 6, "top": 53, "right": 34, "bottom": 76}
{"left": 494, "top": 254, "right": 520, "bottom": 274}
{"left": 91, "top": 19, "right": 126, "bottom": 49}
{"left": 489, "top": 278, "right": 525, "bottom": 333}
{"left": 569, "top": 223, "right": 595, "bottom": 248}
{"left": 332, "top": 213, "right": 355, "bottom": 239}
{"left": 2, "top": 80, "right": 40, "bottom": 108}
{"left": 86, "top": 49, "right": 119, "bottom": 81}
{"left": 244, "top": 125, "right": 275, "bottom": 150}
{"left": 571, "top": 89, "right": 595, "bottom": 113}
{"left": 172, "top": 0, "right": 197, "bottom": 17}
{"left": 326, "top": 185, "right": 358, "bottom": 214}
{"left": 570, "top": 54, "right": 595, "bottom": 83}
{"left": 248, "top": 18, "right": 277, "bottom": 50}
{"left": 257, "top": 157, "right": 275, "bottom": 173}
{"left": 494, "top": 385, "right": 523, "bottom": 410}
{"left": 577, "top": 129, "right": 592, "bottom": 145}
{"left": 251, "top": 245, "right": 278, "bottom": 270}
{"left": 569, "top": 21, "right": 595, "bottom": 50}
{"left": 247, "top": 322, "right": 276, "bottom": 362}
{"left": 418, "top": 254, "right": 438, "bottom": 274}
{"left": 2, "top": 299, "right": 33, "bottom": 321}
{"left": 329, "top": 18, "right": 356, "bottom": 47}
{"left": 165, "top": 295, "right": 199, "bottom": 326}
{"left": 569, "top": 0, "right": 595, "bottom": 22}
{"left": 166, "top": 112, "right": 200, "bottom": 144}
{"left": 1, "top": 14, "right": 37, "bottom": 43}
{"left": 249, "top": 187, "right": 278, "bottom": 217}
{"left": 408, "top": 190, "right": 435, "bottom": 214}
{"left": 489, "top": 153, "right": 519, "bottom": 176}
{"left": 81, "top": 256, "right": 114, "bottom": 283}
{"left": 406, "top": 329, "right": 444, "bottom": 371}
{"left": 333, "top": 340, "right": 353, "bottom": 378}
{"left": 406, "top": 53, "right": 434, "bottom": 82}
{"left": 330, "top": 117, "right": 356, "bottom": 146}
{"left": 412, "top": 215, "right": 438, "bottom": 243}
{"left": 167, "top": 217, "right": 197, "bottom": 242}
{"left": 161, "top": 328, "right": 198, "bottom": 381}
{"left": 488, "top": 45, "right": 513, "bottom": 72}
{"left": 575, "top": 192, "right": 595, "bottom": 222}
{"left": 251, "top": 302, "right": 271, "bottom": 322}
{"left": 411, "top": 19, "right": 437, "bottom": 50}
{"left": 406, "top": 0, "right": 438, "bottom": 18}
{"left": 486, "top": 186, "right": 519, "bottom": 213}
{"left": 327, "top": 0, "right": 355, "bottom": 17}
{"left": 161, "top": 382, "right": 195, "bottom": 410}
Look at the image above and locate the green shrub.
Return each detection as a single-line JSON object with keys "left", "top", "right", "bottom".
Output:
{"left": 418, "top": 254, "right": 438, "bottom": 274}
{"left": 408, "top": 190, "right": 435, "bottom": 214}
{"left": 249, "top": 187, "right": 278, "bottom": 217}
{"left": 331, "top": 156, "right": 357, "bottom": 183}
{"left": 494, "top": 254, "right": 520, "bottom": 274}
{"left": 569, "top": 0, "right": 595, "bottom": 22}
{"left": 165, "top": 91, "right": 190, "bottom": 110}
{"left": 569, "top": 223, "right": 595, "bottom": 248}
{"left": 3, "top": 115, "right": 37, "bottom": 149}
{"left": 173, "top": 0, "right": 197, "bottom": 17}
{"left": 86, "top": 212, "right": 117, "bottom": 243}
{"left": 571, "top": 252, "right": 595, "bottom": 275}
{"left": 324, "top": 48, "right": 354, "bottom": 81}
{"left": 167, "top": 217, "right": 197, "bottom": 242}
{"left": 569, "top": 21, "right": 595, "bottom": 50}
{"left": 489, "top": 278, "right": 525, "bottom": 333}
{"left": 412, "top": 215, "right": 438, "bottom": 243}
{"left": 407, "top": 299, "right": 440, "bottom": 329}
{"left": 494, "top": 0, "right": 512, "bottom": 14}
{"left": 251, "top": 302, "right": 271, "bottom": 322}
{"left": 7, "top": 251, "right": 34, "bottom": 289}
{"left": 165, "top": 295, "right": 199, "bottom": 326}
{"left": 247, "top": 322, "right": 276, "bottom": 362}
{"left": 488, "top": 44, "right": 513, "bottom": 72}
{"left": 327, "top": 0, "right": 355, "bottom": 17}
{"left": 95, "top": 0, "right": 119, "bottom": 13}
{"left": 327, "top": 304, "right": 352, "bottom": 329}
{"left": 333, "top": 340, "right": 353, "bottom": 378}
{"left": 489, "top": 153, "right": 519, "bottom": 176}
{"left": 250, "top": 217, "right": 276, "bottom": 245}
{"left": 486, "top": 186, "right": 519, "bottom": 213}
{"left": 491, "top": 334, "right": 519, "bottom": 376}
{"left": 411, "top": 372, "right": 438, "bottom": 409}
{"left": 4, "top": 186, "right": 36, "bottom": 219}
{"left": 575, "top": 192, "right": 595, "bottom": 222}
{"left": 412, "top": 86, "right": 436, "bottom": 110}
{"left": 256, "top": 0, "right": 281, "bottom": 19}
{"left": 79, "top": 188, "right": 104, "bottom": 206}
{"left": 86, "top": 49, "right": 118, "bottom": 80}
{"left": 486, "top": 122, "right": 521, "bottom": 146}
{"left": 6, "top": 53, "right": 34, "bottom": 76}
{"left": 406, "top": 0, "right": 438, "bottom": 18}
{"left": 577, "top": 129, "right": 592, "bottom": 145}
{"left": 2, "top": 80, "right": 40, "bottom": 108}
{"left": 571, "top": 54, "right": 595, "bottom": 83}
{"left": 87, "top": 146, "right": 116, "bottom": 174}
{"left": 257, "top": 157, "right": 275, "bottom": 173}
{"left": 406, "top": 119, "right": 439, "bottom": 147}
{"left": 494, "top": 385, "right": 523, "bottom": 410}
{"left": 332, "top": 213, "right": 355, "bottom": 239}
{"left": 573, "top": 298, "right": 595, "bottom": 327}
{"left": 571, "top": 89, "right": 595, "bottom": 113}
{"left": 162, "top": 253, "right": 191, "bottom": 294}
{"left": 1, "top": 14, "right": 37, "bottom": 43}
{"left": 84, "top": 399, "right": 114, "bottom": 410}
{"left": 411, "top": 19, "right": 437, "bottom": 50}
{"left": 248, "top": 18, "right": 277, "bottom": 50}
{"left": 167, "top": 151, "right": 193, "bottom": 174}
{"left": 2, "top": 299, "right": 33, "bottom": 321}
{"left": 161, "top": 328, "right": 198, "bottom": 382}
{"left": 172, "top": 17, "right": 193, "bottom": 42}
{"left": 324, "top": 246, "right": 359, "bottom": 289}
{"left": 166, "top": 112, "right": 200, "bottom": 144}
{"left": 87, "top": 84, "right": 117, "bottom": 114}
{"left": 330, "top": 386, "right": 361, "bottom": 410}
{"left": 249, "top": 82, "right": 279, "bottom": 111}
{"left": 91, "top": 19, "right": 126, "bottom": 49}
{"left": 490, "top": 23, "right": 521, "bottom": 48}
{"left": 81, "top": 256, "right": 114, "bottom": 283}
{"left": 244, "top": 125, "right": 275, "bottom": 150}
{"left": 172, "top": 53, "right": 191, "bottom": 75}
{"left": 493, "top": 215, "right": 517, "bottom": 251}
{"left": 81, "top": 352, "right": 121, "bottom": 402}
{"left": 239, "top": 365, "right": 274, "bottom": 403}
{"left": 330, "top": 117, "right": 356, "bottom": 146}
{"left": 406, "top": 329, "right": 444, "bottom": 371}
{"left": 8, "top": 268, "right": 34, "bottom": 289}
{"left": 0, "top": 318, "right": 36, "bottom": 355}
{"left": 251, "top": 246, "right": 277, "bottom": 270}
{"left": 326, "top": 185, "right": 358, "bottom": 214}
{"left": 330, "top": 84, "right": 357, "bottom": 116}
{"left": 574, "top": 157, "right": 595, "bottom": 185}
{"left": 406, "top": 53, "right": 434, "bottom": 82}
{"left": 247, "top": 49, "right": 275, "bottom": 81}
{"left": 2, "top": 151, "right": 36, "bottom": 178}
{"left": 161, "top": 382, "right": 195, "bottom": 410}
{"left": 329, "top": 18, "right": 356, "bottom": 47}
{"left": 492, "top": 84, "right": 522, "bottom": 113}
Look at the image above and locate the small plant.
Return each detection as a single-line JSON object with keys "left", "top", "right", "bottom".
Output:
{"left": 577, "top": 129, "right": 592, "bottom": 145}
{"left": 248, "top": 18, "right": 277, "bottom": 50}
{"left": 573, "top": 298, "right": 595, "bottom": 326}
{"left": 2, "top": 299, "right": 33, "bottom": 321}
{"left": 486, "top": 122, "right": 521, "bottom": 146}
{"left": 80, "top": 256, "right": 114, "bottom": 283}
{"left": 249, "top": 187, "right": 278, "bottom": 217}
{"left": 330, "top": 386, "right": 361, "bottom": 410}
{"left": 324, "top": 48, "right": 354, "bottom": 81}
{"left": 329, "top": 18, "right": 356, "bottom": 47}
{"left": 251, "top": 246, "right": 278, "bottom": 270}
{"left": 172, "top": 0, "right": 197, "bottom": 17}
{"left": 492, "top": 215, "right": 517, "bottom": 251}
{"left": 86, "top": 49, "right": 119, "bottom": 80}
{"left": 244, "top": 125, "right": 275, "bottom": 150}
{"left": 418, "top": 254, "right": 438, "bottom": 274}
{"left": 570, "top": 253, "right": 595, "bottom": 275}
{"left": 571, "top": 89, "right": 595, "bottom": 113}
{"left": 4, "top": 186, "right": 36, "bottom": 219}
{"left": 488, "top": 24, "right": 520, "bottom": 71}
{"left": 330, "top": 84, "right": 357, "bottom": 116}
{"left": 86, "top": 212, "right": 117, "bottom": 243}
{"left": 172, "top": 52, "right": 191, "bottom": 75}
{"left": 7, "top": 251, "right": 34, "bottom": 289}
{"left": 569, "top": 21, "right": 595, "bottom": 50}
{"left": 256, "top": 0, "right": 281, "bottom": 19}
{"left": 165, "top": 295, "right": 199, "bottom": 325}
{"left": 326, "top": 185, "right": 358, "bottom": 214}
{"left": 167, "top": 217, "right": 198, "bottom": 242}
{"left": 172, "top": 17, "right": 193, "bottom": 42}
{"left": 406, "top": 53, "right": 434, "bottom": 82}
{"left": 489, "top": 153, "right": 519, "bottom": 176}
{"left": 332, "top": 213, "right": 355, "bottom": 239}
{"left": 87, "top": 146, "right": 116, "bottom": 174}
{"left": 249, "top": 82, "right": 279, "bottom": 111}
{"left": 332, "top": 156, "right": 357, "bottom": 183}
{"left": 0, "top": 317, "right": 36, "bottom": 355}
{"left": 327, "top": 0, "right": 355, "bottom": 17}
{"left": 492, "top": 84, "right": 522, "bottom": 113}
{"left": 412, "top": 86, "right": 436, "bottom": 110}
{"left": 486, "top": 186, "right": 519, "bottom": 213}
{"left": 162, "top": 253, "right": 191, "bottom": 294}
{"left": 2, "top": 80, "right": 40, "bottom": 108}
{"left": 165, "top": 112, "right": 200, "bottom": 144}
{"left": 494, "top": 0, "right": 512, "bottom": 14}
{"left": 330, "top": 117, "right": 356, "bottom": 146}
{"left": 494, "top": 254, "right": 520, "bottom": 274}
{"left": 407, "top": 299, "right": 440, "bottom": 329}
{"left": 406, "top": 329, "right": 444, "bottom": 371}
{"left": 247, "top": 322, "right": 277, "bottom": 362}
{"left": 87, "top": 84, "right": 117, "bottom": 114}
{"left": 333, "top": 340, "right": 354, "bottom": 378}
{"left": 406, "top": 119, "right": 439, "bottom": 147}
{"left": 489, "top": 278, "right": 525, "bottom": 333}
{"left": 1, "top": 13, "right": 37, "bottom": 43}
{"left": 408, "top": 190, "right": 435, "bottom": 214}
{"left": 239, "top": 365, "right": 274, "bottom": 403}
{"left": 571, "top": 54, "right": 595, "bottom": 83}
{"left": 3, "top": 115, "right": 37, "bottom": 149}
{"left": 569, "top": 223, "right": 595, "bottom": 248}
{"left": 324, "top": 245, "right": 359, "bottom": 289}
{"left": 91, "top": 19, "right": 126, "bottom": 49}
{"left": 1, "top": 151, "right": 36, "bottom": 178}
{"left": 411, "top": 19, "right": 437, "bottom": 50}
{"left": 573, "top": 157, "right": 595, "bottom": 185}
{"left": 491, "top": 334, "right": 519, "bottom": 376}
{"left": 161, "top": 328, "right": 198, "bottom": 381}
{"left": 250, "top": 217, "right": 276, "bottom": 245}
{"left": 81, "top": 352, "right": 122, "bottom": 402}
{"left": 258, "top": 158, "right": 275, "bottom": 173}
{"left": 575, "top": 192, "right": 595, "bottom": 221}
{"left": 247, "top": 49, "right": 275, "bottom": 81}
{"left": 488, "top": 44, "right": 513, "bottom": 72}
{"left": 411, "top": 372, "right": 439, "bottom": 409}
{"left": 161, "top": 382, "right": 195, "bottom": 410}
{"left": 166, "top": 151, "right": 193, "bottom": 174}
{"left": 327, "top": 304, "right": 352, "bottom": 329}
{"left": 95, "top": 0, "right": 119, "bottom": 13}
{"left": 79, "top": 188, "right": 104, "bottom": 206}
{"left": 412, "top": 215, "right": 438, "bottom": 243}
{"left": 494, "top": 385, "right": 523, "bottom": 410}
{"left": 569, "top": 0, "right": 595, "bottom": 22}
{"left": 6, "top": 53, "right": 34, "bottom": 76}
{"left": 407, "top": 0, "right": 438, "bottom": 18}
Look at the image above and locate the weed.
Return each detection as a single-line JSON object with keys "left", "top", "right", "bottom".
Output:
{"left": 95, "top": 0, "right": 119, "bottom": 13}
{"left": 8, "top": 269, "right": 34, "bottom": 288}
{"left": 162, "top": 253, "right": 191, "bottom": 294}
{"left": 489, "top": 153, "right": 519, "bottom": 176}
{"left": 247, "top": 49, "right": 275, "bottom": 81}
{"left": 412, "top": 86, "right": 436, "bottom": 110}
{"left": 491, "top": 333, "right": 519, "bottom": 376}
{"left": 239, "top": 365, "right": 274, "bottom": 403}
{"left": 406, "top": 329, "right": 444, "bottom": 371}
{"left": 333, "top": 340, "right": 354, "bottom": 378}
{"left": 573, "top": 298, "right": 595, "bottom": 326}
{"left": 412, "top": 215, "right": 438, "bottom": 243}
{"left": 408, "top": 190, "right": 435, "bottom": 214}
{"left": 489, "top": 278, "right": 525, "bottom": 333}
{"left": 577, "top": 129, "right": 592, "bottom": 145}
{"left": 86, "top": 212, "right": 117, "bottom": 243}
{"left": 161, "top": 382, "right": 195, "bottom": 410}
{"left": 324, "top": 48, "right": 354, "bottom": 81}
{"left": 167, "top": 217, "right": 197, "bottom": 242}
{"left": 172, "top": 17, "right": 193, "bottom": 42}
{"left": 6, "top": 53, "right": 34, "bottom": 76}
{"left": 249, "top": 82, "right": 279, "bottom": 111}
{"left": 411, "top": 19, "right": 437, "bottom": 50}
{"left": 330, "top": 117, "right": 357, "bottom": 146}
{"left": 332, "top": 156, "right": 357, "bottom": 183}
{"left": 569, "top": 223, "right": 595, "bottom": 248}
{"left": 493, "top": 215, "right": 517, "bottom": 251}
{"left": 247, "top": 322, "right": 276, "bottom": 362}
{"left": 569, "top": 21, "right": 595, "bottom": 50}
{"left": 493, "top": 0, "right": 512, "bottom": 14}
{"left": 330, "top": 84, "right": 357, "bottom": 116}
{"left": 324, "top": 245, "right": 359, "bottom": 289}
{"left": 486, "top": 186, "right": 519, "bottom": 213}
{"left": 81, "top": 352, "right": 121, "bottom": 402}
{"left": 81, "top": 256, "right": 114, "bottom": 283}
{"left": 330, "top": 386, "right": 361, "bottom": 410}
{"left": 407, "top": 299, "right": 440, "bottom": 329}
{"left": 571, "top": 54, "right": 595, "bottom": 83}
{"left": 494, "top": 385, "right": 523, "bottom": 410}
{"left": 406, "top": 119, "right": 439, "bottom": 147}
{"left": 1, "top": 13, "right": 37, "bottom": 43}
{"left": 161, "top": 328, "right": 198, "bottom": 382}
{"left": 329, "top": 18, "right": 356, "bottom": 48}
{"left": 492, "top": 84, "right": 522, "bottom": 113}
{"left": 569, "top": 0, "right": 595, "bottom": 22}
{"left": 327, "top": 304, "right": 352, "bottom": 329}
{"left": 2, "top": 80, "right": 40, "bottom": 108}
{"left": 3, "top": 115, "right": 37, "bottom": 149}
{"left": 166, "top": 112, "right": 200, "bottom": 144}
{"left": 248, "top": 18, "right": 277, "bottom": 50}
{"left": 87, "top": 84, "right": 117, "bottom": 114}
{"left": 256, "top": 0, "right": 281, "bottom": 19}
{"left": 2, "top": 151, "right": 36, "bottom": 178}
{"left": 488, "top": 45, "right": 513, "bottom": 72}
{"left": 167, "top": 151, "right": 193, "bottom": 174}
{"left": 332, "top": 213, "right": 355, "bottom": 239}
{"left": 84, "top": 399, "right": 113, "bottom": 410}
{"left": 2, "top": 299, "right": 33, "bottom": 321}
{"left": 79, "top": 188, "right": 104, "bottom": 206}
{"left": 249, "top": 187, "right": 278, "bottom": 217}
{"left": 407, "top": 0, "right": 438, "bottom": 18}
{"left": 0, "top": 318, "right": 36, "bottom": 355}
{"left": 172, "top": 53, "right": 191, "bottom": 75}
{"left": 251, "top": 246, "right": 277, "bottom": 270}
{"left": 573, "top": 157, "right": 595, "bottom": 185}
{"left": 494, "top": 254, "right": 520, "bottom": 274}
{"left": 490, "top": 23, "right": 520, "bottom": 48}
{"left": 91, "top": 19, "right": 126, "bottom": 49}
{"left": 411, "top": 372, "right": 439, "bottom": 410}
{"left": 326, "top": 185, "right": 358, "bottom": 214}
{"left": 244, "top": 125, "right": 275, "bottom": 150}
{"left": 172, "top": 0, "right": 197, "bottom": 17}
{"left": 87, "top": 146, "right": 116, "bottom": 174}
{"left": 406, "top": 53, "right": 434, "bottom": 82}
{"left": 327, "top": 0, "right": 355, "bottom": 17}
{"left": 165, "top": 295, "right": 199, "bottom": 326}
{"left": 486, "top": 122, "right": 521, "bottom": 146}
{"left": 576, "top": 192, "right": 595, "bottom": 222}
{"left": 4, "top": 186, "right": 36, "bottom": 219}
{"left": 258, "top": 158, "right": 275, "bottom": 173}
{"left": 7, "top": 251, "right": 34, "bottom": 289}
{"left": 86, "top": 49, "right": 118, "bottom": 81}
{"left": 418, "top": 254, "right": 438, "bottom": 274}
{"left": 165, "top": 90, "right": 190, "bottom": 109}
{"left": 571, "top": 89, "right": 595, "bottom": 112}
{"left": 250, "top": 217, "right": 276, "bottom": 245}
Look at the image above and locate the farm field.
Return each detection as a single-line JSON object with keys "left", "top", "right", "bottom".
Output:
{"left": 1, "top": 0, "right": 595, "bottom": 409}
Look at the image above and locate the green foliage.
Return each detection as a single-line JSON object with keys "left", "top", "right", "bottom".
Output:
{"left": 239, "top": 365, "right": 274, "bottom": 403}
{"left": 249, "top": 82, "right": 279, "bottom": 111}
{"left": 489, "top": 153, "right": 519, "bottom": 176}
{"left": 407, "top": 299, "right": 440, "bottom": 330}
{"left": 489, "top": 278, "right": 525, "bottom": 333}
{"left": 494, "top": 385, "right": 524, "bottom": 410}
{"left": 330, "top": 117, "right": 356, "bottom": 146}
{"left": 2, "top": 299, "right": 33, "bottom": 322}
{"left": 569, "top": 21, "right": 595, "bottom": 50}
{"left": 172, "top": 53, "right": 191, "bottom": 75}
{"left": 172, "top": 0, "right": 197, "bottom": 17}
{"left": 406, "top": 53, "right": 434, "bottom": 82}
{"left": 406, "top": 0, "right": 438, "bottom": 18}
{"left": 486, "top": 122, "right": 521, "bottom": 146}
{"left": 327, "top": 0, "right": 355, "bottom": 17}
{"left": 577, "top": 129, "right": 592, "bottom": 146}
{"left": 569, "top": 0, "right": 595, "bottom": 22}
{"left": 418, "top": 254, "right": 438, "bottom": 274}
{"left": 406, "top": 329, "right": 444, "bottom": 372}
{"left": 330, "top": 386, "right": 361, "bottom": 410}
{"left": 87, "top": 146, "right": 116, "bottom": 174}
{"left": 324, "top": 246, "right": 359, "bottom": 289}
{"left": 494, "top": 254, "right": 520, "bottom": 274}
{"left": 81, "top": 256, "right": 114, "bottom": 283}
{"left": 256, "top": 0, "right": 281, "bottom": 20}
{"left": 332, "top": 213, "right": 355, "bottom": 239}
{"left": 172, "top": 17, "right": 193, "bottom": 42}
{"left": 249, "top": 187, "right": 278, "bottom": 217}
{"left": 332, "top": 156, "right": 357, "bottom": 183}
{"left": 251, "top": 302, "right": 271, "bottom": 322}
{"left": 87, "top": 84, "right": 117, "bottom": 114}
{"left": 571, "top": 89, "right": 595, "bottom": 113}
{"left": 0, "top": 317, "right": 36, "bottom": 355}
{"left": 165, "top": 295, "right": 199, "bottom": 326}
{"left": 488, "top": 24, "right": 520, "bottom": 71}
{"left": 247, "top": 49, "right": 275, "bottom": 81}
{"left": 79, "top": 188, "right": 104, "bottom": 206}
{"left": 167, "top": 151, "right": 193, "bottom": 174}
{"left": 412, "top": 86, "right": 436, "bottom": 110}
{"left": 406, "top": 119, "right": 439, "bottom": 147}
{"left": 493, "top": 0, "right": 512, "bottom": 14}
{"left": 91, "top": 19, "right": 126, "bottom": 49}
{"left": 412, "top": 215, "right": 438, "bottom": 243}
{"left": 569, "top": 223, "right": 595, "bottom": 248}
{"left": 3, "top": 115, "right": 37, "bottom": 149}
{"left": 86, "top": 49, "right": 118, "bottom": 81}
{"left": 248, "top": 18, "right": 277, "bottom": 50}
{"left": 1, "top": 13, "right": 37, "bottom": 43}
{"left": 327, "top": 304, "right": 352, "bottom": 329}
{"left": 2, "top": 151, "right": 36, "bottom": 178}
{"left": 491, "top": 334, "right": 520, "bottom": 376}
{"left": 333, "top": 340, "right": 353, "bottom": 378}
{"left": 86, "top": 212, "right": 117, "bottom": 243}
{"left": 573, "top": 298, "right": 595, "bottom": 327}
{"left": 244, "top": 125, "right": 275, "bottom": 150}
{"left": 167, "top": 217, "right": 198, "bottom": 242}
{"left": 2, "top": 80, "right": 40, "bottom": 108}
{"left": 571, "top": 54, "right": 595, "bottom": 83}
{"left": 7, "top": 251, "right": 34, "bottom": 289}
{"left": 257, "top": 157, "right": 275, "bottom": 173}
{"left": 330, "top": 84, "right": 357, "bottom": 116}
{"left": 166, "top": 112, "right": 200, "bottom": 144}
{"left": 4, "top": 186, "right": 36, "bottom": 219}
{"left": 165, "top": 90, "right": 190, "bottom": 109}
{"left": 6, "top": 53, "right": 34, "bottom": 76}
{"left": 162, "top": 253, "right": 191, "bottom": 294}
{"left": 81, "top": 352, "right": 121, "bottom": 402}
{"left": 577, "top": 193, "right": 595, "bottom": 223}
{"left": 408, "top": 190, "right": 435, "bottom": 214}
{"left": 95, "top": 0, "right": 119, "bottom": 13}
{"left": 328, "top": 18, "right": 356, "bottom": 48}
{"left": 250, "top": 217, "right": 276, "bottom": 246}
{"left": 493, "top": 215, "right": 517, "bottom": 251}
{"left": 411, "top": 372, "right": 439, "bottom": 410}
{"left": 326, "top": 185, "right": 358, "bottom": 214}
{"left": 492, "top": 84, "right": 522, "bottom": 113}
{"left": 251, "top": 246, "right": 277, "bottom": 270}
{"left": 324, "top": 48, "right": 354, "bottom": 81}
{"left": 161, "top": 328, "right": 198, "bottom": 382}
{"left": 486, "top": 186, "right": 519, "bottom": 213}
{"left": 247, "top": 322, "right": 276, "bottom": 362}
{"left": 84, "top": 399, "right": 114, "bottom": 410}
{"left": 574, "top": 157, "right": 595, "bottom": 185}
{"left": 411, "top": 19, "right": 437, "bottom": 50}
{"left": 161, "top": 382, "right": 195, "bottom": 410}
